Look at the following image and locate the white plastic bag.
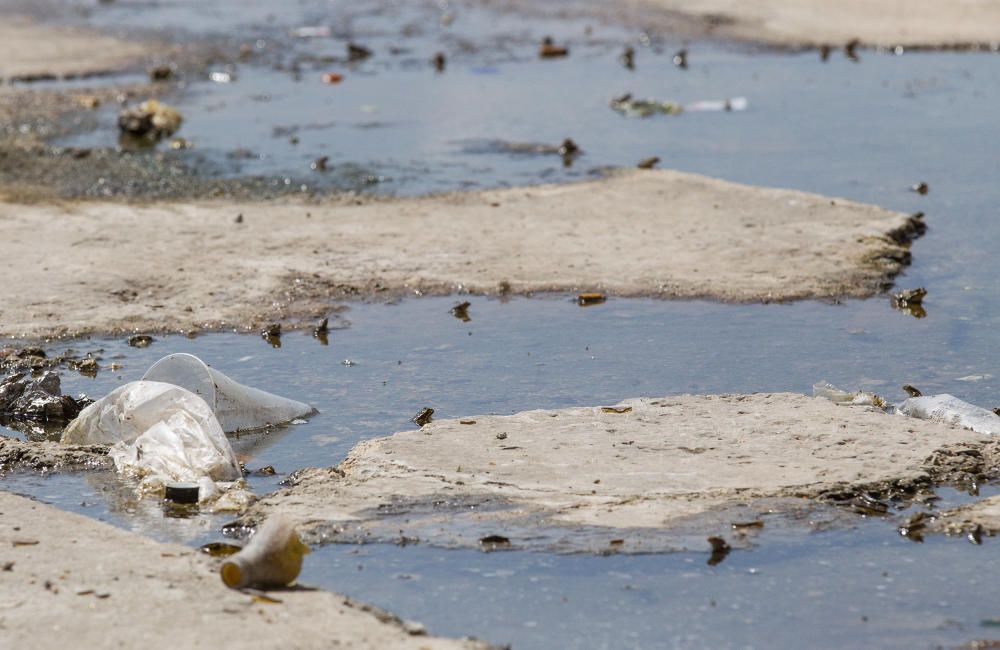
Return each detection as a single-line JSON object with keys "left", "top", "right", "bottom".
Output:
{"left": 61, "top": 380, "right": 221, "bottom": 446}
{"left": 897, "top": 394, "right": 1000, "bottom": 435}
{"left": 109, "top": 407, "right": 241, "bottom": 482}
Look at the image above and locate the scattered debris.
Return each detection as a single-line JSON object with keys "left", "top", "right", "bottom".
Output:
{"left": 117, "top": 99, "right": 183, "bottom": 142}
{"left": 577, "top": 292, "right": 606, "bottom": 306}
{"left": 731, "top": 520, "right": 764, "bottom": 531}
{"left": 819, "top": 45, "right": 831, "bottom": 61}
{"left": 221, "top": 516, "right": 310, "bottom": 589}
{"left": 891, "top": 287, "right": 927, "bottom": 318}
{"left": 911, "top": 182, "right": 929, "bottom": 195}
{"left": 538, "top": 36, "right": 568, "bottom": 59}
{"left": 610, "top": 93, "right": 681, "bottom": 117}
{"left": 261, "top": 323, "right": 281, "bottom": 347}
{"left": 347, "top": 42, "right": 373, "bottom": 61}
{"left": 459, "top": 419, "right": 476, "bottom": 425}
{"left": 450, "top": 301, "right": 471, "bottom": 322}
{"left": 128, "top": 334, "right": 154, "bottom": 348}
{"left": 313, "top": 317, "right": 329, "bottom": 345}
{"left": 411, "top": 408, "right": 434, "bottom": 426}
{"left": 479, "top": 534, "right": 511, "bottom": 551}
{"left": 321, "top": 72, "right": 343, "bottom": 84}
{"left": 902, "top": 384, "right": 922, "bottom": 397}
{"left": 706, "top": 536, "right": 730, "bottom": 565}
{"left": 495, "top": 432, "right": 507, "bottom": 440}
{"left": 637, "top": 156, "right": 659, "bottom": 169}
{"left": 844, "top": 38, "right": 861, "bottom": 62}
{"left": 253, "top": 465, "right": 277, "bottom": 476}
{"left": 601, "top": 406, "right": 633, "bottom": 414}
{"left": 898, "top": 511, "right": 928, "bottom": 542}
{"left": 432, "top": 52, "right": 446, "bottom": 72}
{"left": 148, "top": 64, "right": 174, "bottom": 82}
{"left": 813, "top": 382, "right": 887, "bottom": 409}
{"left": 310, "top": 156, "right": 329, "bottom": 171}
{"left": 672, "top": 48, "right": 688, "bottom": 69}
{"left": 620, "top": 46, "right": 634, "bottom": 70}
{"left": 0, "top": 371, "right": 85, "bottom": 423}
{"left": 200, "top": 541, "right": 242, "bottom": 558}
{"left": 342, "top": 359, "right": 356, "bottom": 367}
{"left": 209, "top": 70, "right": 234, "bottom": 84}
{"left": 164, "top": 482, "right": 200, "bottom": 504}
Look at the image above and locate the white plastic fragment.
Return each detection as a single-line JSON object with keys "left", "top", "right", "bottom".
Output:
{"left": 812, "top": 382, "right": 887, "bottom": 409}
{"left": 896, "top": 394, "right": 1000, "bottom": 435}
{"left": 141, "top": 353, "right": 314, "bottom": 432}
{"left": 220, "top": 515, "right": 310, "bottom": 589}
{"left": 109, "top": 404, "right": 241, "bottom": 482}
{"left": 61, "top": 380, "right": 224, "bottom": 446}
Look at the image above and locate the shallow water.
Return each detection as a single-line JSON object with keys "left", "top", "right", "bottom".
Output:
{"left": 5, "top": 0, "right": 1000, "bottom": 647}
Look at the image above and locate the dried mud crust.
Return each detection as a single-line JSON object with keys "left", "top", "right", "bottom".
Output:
{"left": 239, "top": 393, "right": 1000, "bottom": 553}
{"left": 0, "top": 491, "right": 488, "bottom": 650}
{"left": 0, "top": 437, "right": 109, "bottom": 473}
{"left": 633, "top": 0, "right": 1000, "bottom": 48}
{"left": 0, "top": 170, "right": 922, "bottom": 338}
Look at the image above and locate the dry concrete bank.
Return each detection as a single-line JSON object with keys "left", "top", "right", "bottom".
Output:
{"left": 0, "top": 170, "right": 922, "bottom": 338}
{"left": 241, "top": 393, "right": 1000, "bottom": 553}
{"left": 0, "top": 491, "right": 488, "bottom": 649}
{"left": 637, "top": 0, "right": 1000, "bottom": 48}
{"left": 0, "top": 16, "right": 149, "bottom": 82}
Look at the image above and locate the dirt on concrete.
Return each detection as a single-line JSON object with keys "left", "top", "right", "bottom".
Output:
{"left": 0, "top": 170, "right": 923, "bottom": 338}
{"left": 0, "top": 16, "right": 150, "bottom": 82}
{"left": 637, "top": 0, "right": 1000, "bottom": 48}
{"left": 239, "top": 393, "right": 1000, "bottom": 553}
{"left": 0, "top": 490, "right": 488, "bottom": 649}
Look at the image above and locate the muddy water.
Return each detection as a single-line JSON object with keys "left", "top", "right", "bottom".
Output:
{"left": 4, "top": 0, "right": 1000, "bottom": 647}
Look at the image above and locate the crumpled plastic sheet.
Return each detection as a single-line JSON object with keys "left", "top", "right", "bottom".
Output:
{"left": 814, "top": 381, "right": 999, "bottom": 435}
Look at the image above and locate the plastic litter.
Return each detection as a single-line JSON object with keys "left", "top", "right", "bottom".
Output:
{"left": 610, "top": 94, "right": 748, "bottom": 118}
{"left": 896, "top": 394, "right": 1000, "bottom": 435}
{"left": 812, "top": 382, "right": 887, "bottom": 409}
{"left": 221, "top": 516, "right": 310, "bottom": 589}
{"left": 108, "top": 402, "right": 242, "bottom": 482}
{"left": 141, "top": 353, "right": 314, "bottom": 432}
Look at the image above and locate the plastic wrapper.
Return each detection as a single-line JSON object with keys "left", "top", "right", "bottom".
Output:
{"left": 896, "top": 394, "right": 1000, "bottom": 435}
{"left": 109, "top": 406, "right": 241, "bottom": 482}
{"left": 61, "top": 380, "right": 222, "bottom": 445}
{"left": 812, "top": 382, "right": 887, "bottom": 409}
{"left": 221, "top": 515, "right": 310, "bottom": 589}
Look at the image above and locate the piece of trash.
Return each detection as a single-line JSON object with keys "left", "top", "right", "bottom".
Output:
{"left": 620, "top": 46, "right": 634, "bottom": 70}
{"left": 577, "top": 292, "right": 606, "bottom": 306}
{"left": 685, "top": 97, "right": 748, "bottom": 112}
{"left": 911, "top": 182, "right": 929, "bottom": 195}
{"left": 637, "top": 156, "right": 659, "bottom": 169}
{"left": 812, "top": 382, "right": 887, "bottom": 409}
{"left": 221, "top": 516, "right": 310, "bottom": 589}
{"left": 898, "top": 511, "right": 927, "bottom": 542}
{"left": 460, "top": 419, "right": 476, "bottom": 425}
{"left": 117, "top": 100, "right": 183, "bottom": 142}
{"left": 200, "top": 542, "right": 242, "bottom": 558}
{"left": 707, "top": 536, "right": 730, "bottom": 566}
{"left": 897, "top": 394, "right": 1000, "bottom": 435}
{"left": 539, "top": 36, "right": 568, "bottom": 58}
{"left": 347, "top": 42, "right": 373, "bottom": 61}
{"left": 128, "top": 335, "right": 154, "bottom": 348}
{"left": 731, "top": 521, "right": 764, "bottom": 530}
{"left": 0, "top": 371, "right": 84, "bottom": 423}
{"left": 956, "top": 374, "right": 992, "bottom": 382}
{"left": 148, "top": 65, "right": 174, "bottom": 82}
{"left": 902, "top": 384, "right": 922, "bottom": 397}
{"left": 601, "top": 406, "right": 632, "bottom": 414}
{"left": 209, "top": 71, "right": 234, "bottom": 84}
{"left": 891, "top": 288, "right": 927, "bottom": 318}
{"left": 342, "top": 359, "right": 356, "bottom": 366}
{"left": 496, "top": 432, "right": 507, "bottom": 440}
{"left": 164, "top": 482, "right": 200, "bottom": 504}
{"left": 479, "top": 534, "right": 511, "bottom": 551}
{"left": 610, "top": 93, "right": 681, "bottom": 118}
{"left": 412, "top": 408, "right": 434, "bottom": 426}
{"left": 310, "top": 156, "right": 329, "bottom": 172}
{"left": 291, "top": 26, "right": 331, "bottom": 38}
{"left": 260, "top": 324, "right": 281, "bottom": 347}
{"left": 672, "top": 48, "right": 688, "bottom": 69}
{"left": 450, "top": 301, "right": 471, "bottom": 322}
{"left": 844, "top": 38, "right": 861, "bottom": 62}
{"left": 12, "top": 539, "right": 39, "bottom": 547}
{"left": 432, "top": 52, "right": 446, "bottom": 72}
{"left": 320, "top": 72, "right": 343, "bottom": 85}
